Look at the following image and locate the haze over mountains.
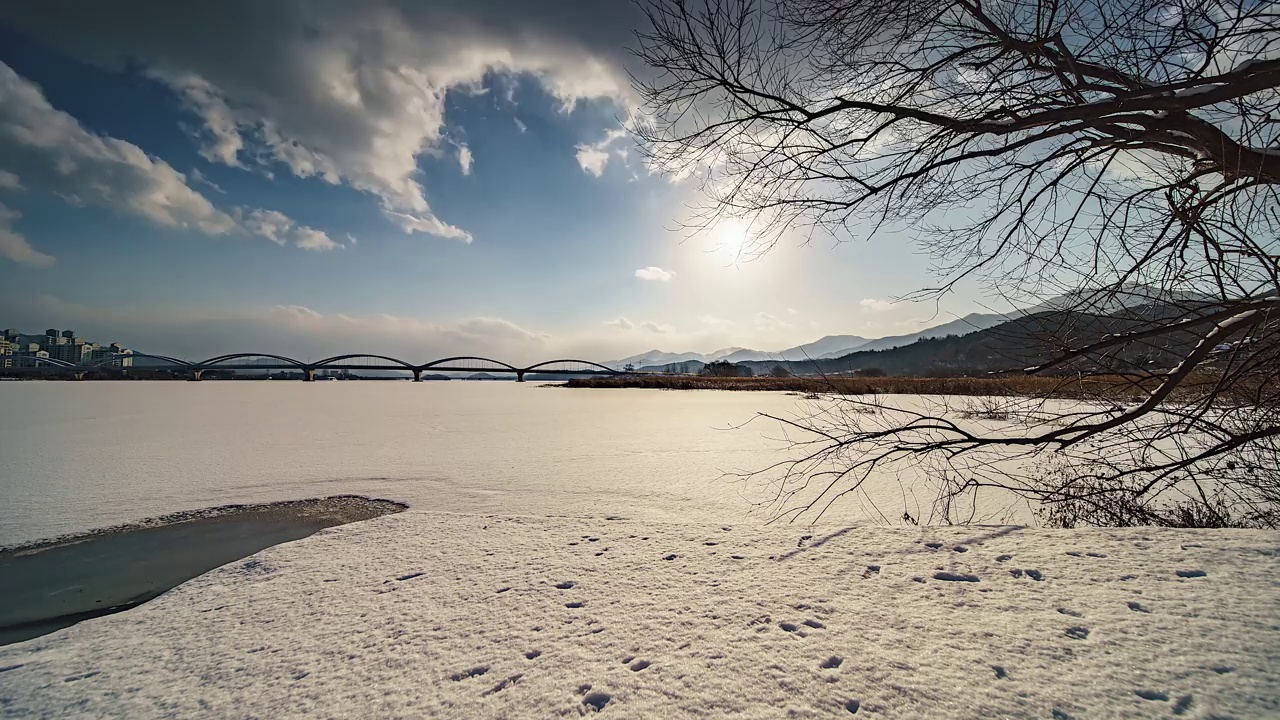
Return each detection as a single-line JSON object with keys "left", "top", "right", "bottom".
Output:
{"left": 607, "top": 312, "right": 1007, "bottom": 369}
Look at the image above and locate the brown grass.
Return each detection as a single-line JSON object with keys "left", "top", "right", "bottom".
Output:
{"left": 561, "top": 374, "right": 1166, "bottom": 400}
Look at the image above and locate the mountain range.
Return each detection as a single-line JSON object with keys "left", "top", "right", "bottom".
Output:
{"left": 607, "top": 313, "right": 1006, "bottom": 370}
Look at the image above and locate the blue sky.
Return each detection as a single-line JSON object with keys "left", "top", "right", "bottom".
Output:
{"left": 0, "top": 1, "right": 994, "bottom": 363}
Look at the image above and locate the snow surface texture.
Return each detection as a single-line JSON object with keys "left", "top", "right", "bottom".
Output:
{"left": 2, "top": 511, "right": 1277, "bottom": 719}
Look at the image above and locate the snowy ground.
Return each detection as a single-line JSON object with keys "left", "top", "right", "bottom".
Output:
{"left": 2, "top": 509, "right": 1277, "bottom": 719}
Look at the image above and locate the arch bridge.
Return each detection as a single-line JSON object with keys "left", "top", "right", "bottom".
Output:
{"left": 7, "top": 352, "right": 623, "bottom": 382}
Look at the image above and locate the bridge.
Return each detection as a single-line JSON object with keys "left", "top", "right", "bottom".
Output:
{"left": 5, "top": 353, "right": 624, "bottom": 382}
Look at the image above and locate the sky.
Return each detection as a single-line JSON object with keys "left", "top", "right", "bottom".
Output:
{"left": 0, "top": 0, "right": 998, "bottom": 364}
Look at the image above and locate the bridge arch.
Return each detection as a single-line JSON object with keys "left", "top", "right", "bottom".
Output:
{"left": 520, "top": 359, "right": 620, "bottom": 374}
{"left": 312, "top": 354, "right": 416, "bottom": 370}
{"left": 84, "top": 352, "right": 192, "bottom": 368}
{"left": 417, "top": 356, "right": 520, "bottom": 372}
{"left": 198, "top": 353, "right": 306, "bottom": 368}
{"left": 9, "top": 355, "right": 75, "bottom": 369}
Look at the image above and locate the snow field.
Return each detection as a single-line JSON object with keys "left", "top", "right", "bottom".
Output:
{"left": 1, "top": 510, "right": 1276, "bottom": 719}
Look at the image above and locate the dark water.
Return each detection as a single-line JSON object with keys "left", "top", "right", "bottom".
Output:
{"left": 0, "top": 496, "right": 405, "bottom": 646}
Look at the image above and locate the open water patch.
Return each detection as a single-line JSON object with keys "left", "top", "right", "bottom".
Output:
{"left": 0, "top": 495, "right": 405, "bottom": 646}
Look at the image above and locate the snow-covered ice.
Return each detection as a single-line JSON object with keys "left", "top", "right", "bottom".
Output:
{"left": 1, "top": 511, "right": 1277, "bottom": 718}
{"left": 1, "top": 383, "right": 1278, "bottom": 718}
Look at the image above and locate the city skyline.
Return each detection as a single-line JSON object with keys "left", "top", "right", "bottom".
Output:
{"left": 0, "top": 2, "right": 1002, "bottom": 364}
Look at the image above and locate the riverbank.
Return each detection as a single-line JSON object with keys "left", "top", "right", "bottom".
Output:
{"left": 1, "top": 509, "right": 1275, "bottom": 718}
{"left": 562, "top": 373, "right": 1150, "bottom": 399}
{"left": 0, "top": 496, "right": 404, "bottom": 646}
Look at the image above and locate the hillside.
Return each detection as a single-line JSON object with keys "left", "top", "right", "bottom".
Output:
{"left": 740, "top": 304, "right": 1210, "bottom": 377}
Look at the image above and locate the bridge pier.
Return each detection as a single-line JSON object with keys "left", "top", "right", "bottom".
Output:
{"left": 74, "top": 372, "right": 86, "bottom": 381}
{"left": 517, "top": 370, "right": 525, "bottom": 383}
{"left": 412, "top": 369, "right": 422, "bottom": 382}
{"left": 303, "top": 369, "right": 316, "bottom": 382}
{"left": 191, "top": 369, "right": 204, "bottom": 381}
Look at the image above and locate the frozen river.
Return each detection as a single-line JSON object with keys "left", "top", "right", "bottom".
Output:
{"left": 1, "top": 381, "right": 924, "bottom": 545}
{"left": 1, "top": 381, "right": 1044, "bottom": 545}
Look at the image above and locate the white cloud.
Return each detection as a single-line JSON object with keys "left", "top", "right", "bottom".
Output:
{"left": 754, "top": 312, "right": 788, "bottom": 332}
{"left": 634, "top": 266, "right": 675, "bottom": 282}
{"left": 576, "top": 128, "right": 628, "bottom": 176}
{"left": 697, "top": 314, "right": 734, "bottom": 329}
{"left": 293, "top": 227, "right": 341, "bottom": 252}
{"left": 576, "top": 146, "right": 611, "bottom": 177}
{"left": 0, "top": 61, "right": 239, "bottom": 236}
{"left": 385, "top": 211, "right": 473, "bottom": 243}
{"left": 346, "top": 233, "right": 359, "bottom": 246}
{"left": 640, "top": 320, "right": 673, "bottom": 334}
{"left": 237, "top": 209, "right": 340, "bottom": 251}
{"left": 0, "top": 170, "right": 22, "bottom": 190}
{"left": 7, "top": 4, "right": 635, "bottom": 242}
{"left": 860, "top": 298, "right": 894, "bottom": 313}
{"left": 787, "top": 307, "right": 801, "bottom": 316}
{"left": 458, "top": 144, "right": 473, "bottom": 176}
{"left": 604, "top": 317, "right": 672, "bottom": 333}
{"left": 455, "top": 317, "right": 551, "bottom": 342}
{"left": 0, "top": 201, "right": 54, "bottom": 267}
{"left": 514, "top": 117, "right": 528, "bottom": 133}
{"left": 0, "top": 62, "right": 329, "bottom": 252}
{"left": 189, "top": 167, "right": 224, "bottom": 194}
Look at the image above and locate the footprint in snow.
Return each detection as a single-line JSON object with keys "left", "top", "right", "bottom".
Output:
{"left": 953, "top": 546, "right": 968, "bottom": 553}
{"left": 933, "top": 571, "right": 980, "bottom": 582}
{"left": 843, "top": 699, "right": 861, "bottom": 714}
{"left": 566, "top": 601, "right": 586, "bottom": 609}
{"left": 992, "top": 665, "right": 1008, "bottom": 679}
{"left": 554, "top": 581, "right": 576, "bottom": 590}
{"left": 803, "top": 618, "right": 825, "bottom": 629}
{"left": 450, "top": 666, "right": 489, "bottom": 681}
{"left": 996, "top": 554, "right": 1012, "bottom": 562}
{"left": 1172, "top": 695, "right": 1194, "bottom": 715}
{"left": 1127, "top": 601, "right": 1151, "bottom": 613}
{"left": 1025, "top": 569, "right": 1044, "bottom": 581}
{"left": 628, "top": 659, "right": 651, "bottom": 672}
{"left": 1057, "top": 608, "right": 1083, "bottom": 618}
{"left": 481, "top": 674, "right": 522, "bottom": 697}
{"left": 582, "top": 692, "right": 612, "bottom": 712}
{"left": 1134, "top": 689, "right": 1168, "bottom": 701}
{"left": 525, "top": 650, "right": 541, "bottom": 659}
{"left": 1176, "top": 569, "right": 1207, "bottom": 578}
{"left": 820, "top": 656, "right": 843, "bottom": 669}
{"left": 1064, "top": 626, "right": 1090, "bottom": 640}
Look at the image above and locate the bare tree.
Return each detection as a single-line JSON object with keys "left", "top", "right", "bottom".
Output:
{"left": 632, "top": 0, "right": 1280, "bottom": 527}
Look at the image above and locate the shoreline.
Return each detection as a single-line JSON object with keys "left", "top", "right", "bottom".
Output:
{"left": 560, "top": 373, "right": 1154, "bottom": 400}
{"left": 0, "top": 496, "right": 405, "bottom": 646}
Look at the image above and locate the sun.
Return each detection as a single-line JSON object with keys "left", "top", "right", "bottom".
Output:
{"left": 713, "top": 218, "right": 750, "bottom": 262}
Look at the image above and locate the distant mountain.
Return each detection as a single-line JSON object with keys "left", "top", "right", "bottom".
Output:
{"left": 607, "top": 325, "right": 981, "bottom": 370}
{"left": 608, "top": 350, "right": 710, "bottom": 369}
{"left": 778, "top": 335, "right": 871, "bottom": 360}
{"left": 817, "top": 314, "right": 1006, "bottom": 358}
{"left": 704, "top": 347, "right": 747, "bottom": 362}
